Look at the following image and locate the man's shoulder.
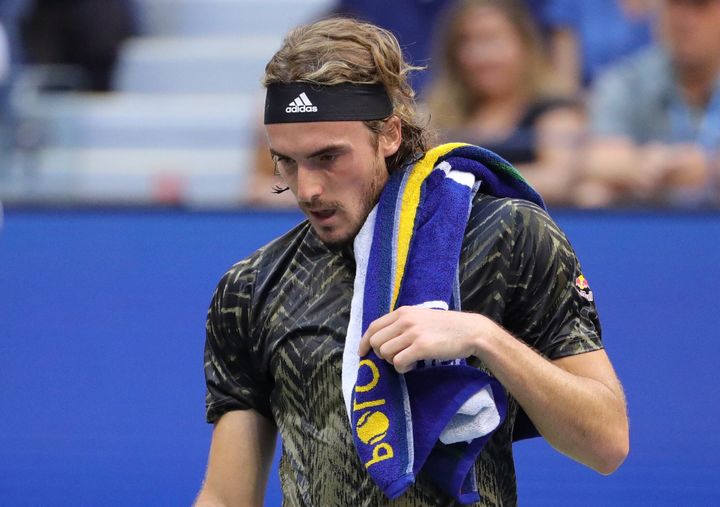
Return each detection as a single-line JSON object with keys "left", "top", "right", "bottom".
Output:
{"left": 590, "top": 46, "right": 673, "bottom": 139}
{"left": 465, "top": 192, "right": 565, "bottom": 258}
{"left": 469, "top": 192, "right": 551, "bottom": 232}
{"left": 216, "top": 220, "right": 313, "bottom": 293}
{"left": 595, "top": 46, "right": 671, "bottom": 95}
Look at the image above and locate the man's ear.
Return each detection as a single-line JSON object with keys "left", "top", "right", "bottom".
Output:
{"left": 379, "top": 116, "right": 402, "bottom": 158}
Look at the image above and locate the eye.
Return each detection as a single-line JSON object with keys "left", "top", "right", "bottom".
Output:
{"left": 316, "top": 153, "right": 340, "bottom": 166}
{"left": 272, "top": 155, "right": 297, "bottom": 176}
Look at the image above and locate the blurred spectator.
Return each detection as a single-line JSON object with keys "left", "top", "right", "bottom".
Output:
{"left": 425, "top": 0, "right": 584, "bottom": 205}
{"left": 544, "top": 0, "right": 653, "bottom": 93}
{"left": 580, "top": 0, "right": 720, "bottom": 207}
{"left": 20, "top": 0, "right": 137, "bottom": 91}
{"left": 332, "top": 0, "right": 550, "bottom": 95}
{"left": 0, "top": 0, "right": 29, "bottom": 137}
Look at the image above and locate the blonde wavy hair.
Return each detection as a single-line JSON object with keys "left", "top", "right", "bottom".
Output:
{"left": 425, "top": 0, "right": 554, "bottom": 130}
{"left": 263, "top": 17, "right": 429, "bottom": 172}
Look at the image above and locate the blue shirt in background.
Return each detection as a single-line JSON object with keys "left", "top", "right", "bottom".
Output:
{"left": 544, "top": 0, "right": 653, "bottom": 86}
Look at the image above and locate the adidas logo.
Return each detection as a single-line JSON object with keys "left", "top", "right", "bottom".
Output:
{"left": 285, "top": 92, "right": 318, "bottom": 113}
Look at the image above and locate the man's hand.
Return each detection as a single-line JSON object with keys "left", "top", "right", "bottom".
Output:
{"left": 357, "top": 306, "right": 491, "bottom": 372}
{"left": 357, "top": 306, "right": 629, "bottom": 474}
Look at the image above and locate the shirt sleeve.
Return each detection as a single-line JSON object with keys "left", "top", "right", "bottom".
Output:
{"left": 204, "top": 262, "right": 274, "bottom": 424}
{"left": 507, "top": 203, "right": 602, "bottom": 360}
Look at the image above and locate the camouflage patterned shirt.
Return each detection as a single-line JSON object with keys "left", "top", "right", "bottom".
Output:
{"left": 204, "top": 194, "right": 602, "bottom": 506}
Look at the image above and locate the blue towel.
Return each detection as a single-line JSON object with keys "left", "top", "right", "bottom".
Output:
{"left": 341, "top": 143, "right": 545, "bottom": 503}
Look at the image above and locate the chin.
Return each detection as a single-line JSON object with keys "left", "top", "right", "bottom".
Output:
{"left": 316, "top": 231, "right": 353, "bottom": 250}
{"left": 314, "top": 224, "right": 361, "bottom": 250}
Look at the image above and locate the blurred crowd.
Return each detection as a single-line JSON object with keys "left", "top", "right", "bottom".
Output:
{"left": 0, "top": 0, "right": 136, "bottom": 156}
{"left": 0, "top": 0, "right": 136, "bottom": 92}
{"left": 2, "top": 0, "right": 720, "bottom": 209}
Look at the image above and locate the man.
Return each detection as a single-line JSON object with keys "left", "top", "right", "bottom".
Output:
{"left": 196, "top": 17, "right": 628, "bottom": 507}
{"left": 579, "top": 0, "right": 720, "bottom": 207}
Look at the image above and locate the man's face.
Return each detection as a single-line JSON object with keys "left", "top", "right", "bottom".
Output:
{"left": 658, "top": 0, "right": 720, "bottom": 69}
{"left": 265, "top": 120, "right": 400, "bottom": 248}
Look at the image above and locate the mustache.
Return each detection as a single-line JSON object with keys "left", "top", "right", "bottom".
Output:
{"left": 299, "top": 199, "right": 343, "bottom": 212}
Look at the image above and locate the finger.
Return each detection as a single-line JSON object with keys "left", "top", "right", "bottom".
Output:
{"left": 392, "top": 346, "right": 420, "bottom": 374}
{"left": 377, "top": 332, "right": 413, "bottom": 364}
{"left": 358, "top": 309, "right": 403, "bottom": 356}
{"left": 362, "top": 310, "right": 401, "bottom": 343}
{"left": 357, "top": 320, "right": 396, "bottom": 357}
{"left": 357, "top": 333, "right": 372, "bottom": 357}
{"left": 366, "top": 319, "right": 406, "bottom": 359}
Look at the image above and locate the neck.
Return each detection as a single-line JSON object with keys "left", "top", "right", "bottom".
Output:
{"left": 677, "top": 58, "right": 720, "bottom": 108}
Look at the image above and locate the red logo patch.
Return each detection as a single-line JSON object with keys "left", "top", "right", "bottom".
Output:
{"left": 575, "top": 275, "right": 593, "bottom": 301}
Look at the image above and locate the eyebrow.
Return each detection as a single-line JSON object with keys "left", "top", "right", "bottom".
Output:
{"left": 269, "top": 143, "right": 349, "bottom": 160}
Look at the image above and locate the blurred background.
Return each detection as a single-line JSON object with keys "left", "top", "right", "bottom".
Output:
{"left": 1, "top": 0, "right": 719, "bottom": 505}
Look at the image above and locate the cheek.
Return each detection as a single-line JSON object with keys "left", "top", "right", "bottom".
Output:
{"left": 351, "top": 159, "right": 386, "bottom": 208}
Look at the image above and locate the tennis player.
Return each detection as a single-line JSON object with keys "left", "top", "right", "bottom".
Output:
{"left": 195, "top": 17, "right": 628, "bottom": 507}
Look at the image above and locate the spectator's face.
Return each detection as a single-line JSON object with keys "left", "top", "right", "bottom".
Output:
{"left": 659, "top": 0, "right": 720, "bottom": 68}
{"left": 454, "top": 6, "right": 526, "bottom": 99}
{"left": 265, "top": 120, "right": 398, "bottom": 248}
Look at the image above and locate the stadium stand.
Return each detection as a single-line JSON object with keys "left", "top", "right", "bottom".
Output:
{"left": 1, "top": 0, "right": 333, "bottom": 206}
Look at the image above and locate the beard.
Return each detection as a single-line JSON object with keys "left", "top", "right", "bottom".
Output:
{"left": 311, "top": 155, "right": 387, "bottom": 251}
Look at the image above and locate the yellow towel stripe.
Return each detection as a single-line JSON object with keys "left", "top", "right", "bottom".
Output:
{"left": 390, "top": 143, "right": 470, "bottom": 309}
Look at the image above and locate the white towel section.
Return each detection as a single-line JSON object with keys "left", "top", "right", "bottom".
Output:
{"left": 436, "top": 161, "right": 476, "bottom": 189}
{"left": 439, "top": 385, "right": 500, "bottom": 444}
{"left": 341, "top": 206, "right": 377, "bottom": 421}
{"left": 447, "top": 170, "right": 475, "bottom": 189}
{"left": 414, "top": 300, "right": 449, "bottom": 310}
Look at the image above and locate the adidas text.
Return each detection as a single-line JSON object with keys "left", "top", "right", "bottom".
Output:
{"left": 285, "top": 104, "right": 318, "bottom": 113}
{"left": 286, "top": 92, "right": 317, "bottom": 114}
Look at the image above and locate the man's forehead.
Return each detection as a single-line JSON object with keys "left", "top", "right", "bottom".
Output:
{"left": 265, "top": 121, "right": 371, "bottom": 154}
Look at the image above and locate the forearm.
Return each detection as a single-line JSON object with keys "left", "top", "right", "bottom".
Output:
{"left": 195, "top": 410, "right": 277, "bottom": 507}
{"left": 473, "top": 319, "right": 628, "bottom": 474}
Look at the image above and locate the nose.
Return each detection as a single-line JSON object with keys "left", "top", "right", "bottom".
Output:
{"left": 295, "top": 164, "right": 323, "bottom": 204}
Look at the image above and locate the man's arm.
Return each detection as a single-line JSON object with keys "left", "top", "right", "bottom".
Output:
{"left": 357, "top": 307, "right": 629, "bottom": 474}
{"left": 195, "top": 410, "right": 277, "bottom": 507}
{"left": 469, "top": 318, "right": 628, "bottom": 474}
